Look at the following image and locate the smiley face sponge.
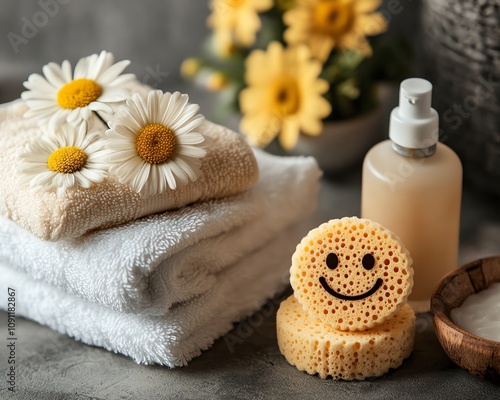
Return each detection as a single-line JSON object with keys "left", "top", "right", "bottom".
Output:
{"left": 277, "top": 296, "right": 416, "bottom": 380}
{"left": 290, "top": 217, "right": 413, "bottom": 331}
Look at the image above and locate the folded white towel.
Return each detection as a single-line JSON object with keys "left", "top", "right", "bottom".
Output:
{"left": 0, "top": 150, "right": 321, "bottom": 315}
{"left": 0, "top": 221, "right": 307, "bottom": 367}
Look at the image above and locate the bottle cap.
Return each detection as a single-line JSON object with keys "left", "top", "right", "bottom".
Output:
{"left": 389, "top": 78, "right": 439, "bottom": 150}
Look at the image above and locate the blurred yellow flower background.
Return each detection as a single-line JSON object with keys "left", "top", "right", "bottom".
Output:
{"left": 208, "top": 0, "right": 273, "bottom": 56}
{"left": 183, "top": 1, "right": 406, "bottom": 150}
{"left": 240, "top": 42, "right": 331, "bottom": 149}
{"left": 284, "top": 0, "right": 387, "bottom": 61}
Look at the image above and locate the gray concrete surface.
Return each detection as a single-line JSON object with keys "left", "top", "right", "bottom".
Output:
{"left": 1, "top": 299, "right": 499, "bottom": 400}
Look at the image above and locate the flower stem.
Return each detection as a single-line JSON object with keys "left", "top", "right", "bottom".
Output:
{"left": 93, "top": 111, "right": 109, "bottom": 129}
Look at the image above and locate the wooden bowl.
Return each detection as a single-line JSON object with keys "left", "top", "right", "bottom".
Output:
{"left": 431, "top": 256, "right": 500, "bottom": 383}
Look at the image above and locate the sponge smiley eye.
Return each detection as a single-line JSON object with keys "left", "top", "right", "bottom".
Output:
{"left": 290, "top": 217, "right": 413, "bottom": 331}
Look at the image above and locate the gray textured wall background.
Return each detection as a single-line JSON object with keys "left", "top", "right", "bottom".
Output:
{"left": 0, "top": 0, "right": 211, "bottom": 100}
{"left": 0, "top": 0, "right": 419, "bottom": 104}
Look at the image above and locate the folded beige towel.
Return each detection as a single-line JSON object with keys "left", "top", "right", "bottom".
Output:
{"left": 0, "top": 99, "right": 259, "bottom": 241}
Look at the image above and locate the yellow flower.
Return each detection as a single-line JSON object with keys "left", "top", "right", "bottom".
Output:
{"left": 208, "top": 0, "right": 273, "bottom": 51}
{"left": 239, "top": 42, "right": 331, "bottom": 150}
{"left": 284, "top": 0, "right": 387, "bottom": 61}
{"left": 21, "top": 51, "right": 134, "bottom": 131}
{"left": 207, "top": 72, "right": 230, "bottom": 92}
{"left": 17, "top": 122, "right": 109, "bottom": 193}
{"left": 105, "top": 91, "right": 207, "bottom": 196}
{"left": 211, "top": 32, "right": 238, "bottom": 59}
{"left": 180, "top": 58, "right": 201, "bottom": 78}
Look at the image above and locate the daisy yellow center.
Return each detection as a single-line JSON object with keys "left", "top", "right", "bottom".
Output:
{"left": 47, "top": 146, "right": 87, "bottom": 174}
{"left": 57, "top": 78, "right": 102, "bottom": 109}
{"left": 136, "top": 123, "right": 177, "bottom": 164}
{"left": 272, "top": 78, "right": 301, "bottom": 116}
{"left": 313, "top": 0, "right": 354, "bottom": 37}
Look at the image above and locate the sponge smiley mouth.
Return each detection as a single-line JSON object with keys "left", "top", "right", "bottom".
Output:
{"left": 319, "top": 276, "right": 384, "bottom": 301}
{"left": 319, "top": 251, "right": 383, "bottom": 301}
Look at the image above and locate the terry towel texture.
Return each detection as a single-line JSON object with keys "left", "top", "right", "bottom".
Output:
{"left": 0, "top": 151, "right": 321, "bottom": 367}
{"left": 0, "top": 99, "right": 259, "bottom": 241}
{"left": 0, "top": 150, "right": 321, "bottom": 315}
{"left": 0, "top": 220, "right": 307, "bottom": 367}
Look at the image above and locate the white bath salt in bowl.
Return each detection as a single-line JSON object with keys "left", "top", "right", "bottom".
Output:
{"left": 451, "top": 282, "right": 500, "bottom": 342}
{"left": 431, "top": 257, "right": 500, "bottom": 382}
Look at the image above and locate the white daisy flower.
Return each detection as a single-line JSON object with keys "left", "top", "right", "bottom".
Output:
{"left": 104, "top": 90, "right": 207, "bottom": 197}
{"left": 21, "top": 50, "right": 135, "bottom": 131}
{"left": 17, "top": 122, "right": 109, "bottom": 192}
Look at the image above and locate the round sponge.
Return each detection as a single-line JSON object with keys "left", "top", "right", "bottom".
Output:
{"left": 276, "top": 295, "right": 416, "bottom": 380}
{"left": 290, "top": 217, "right": 413, "bottom": 331}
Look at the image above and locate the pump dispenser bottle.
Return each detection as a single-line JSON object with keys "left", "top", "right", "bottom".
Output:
{"left": 361, "top": 78, "right": 462, "bottom": 311}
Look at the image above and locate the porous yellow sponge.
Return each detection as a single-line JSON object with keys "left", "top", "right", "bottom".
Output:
{"left": 276, "top": 295, "right": 415, "bottom": 380}
{"left": 290, "top": 217, "right": 413, "bottom": 331}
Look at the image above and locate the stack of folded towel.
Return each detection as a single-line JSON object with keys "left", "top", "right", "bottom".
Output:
{"left": 0, "top": 98, "right": 321, "bottom": 367}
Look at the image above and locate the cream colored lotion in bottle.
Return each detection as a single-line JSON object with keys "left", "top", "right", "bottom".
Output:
{"left": 361, "top": 78, "right": 462, "bottom": 311}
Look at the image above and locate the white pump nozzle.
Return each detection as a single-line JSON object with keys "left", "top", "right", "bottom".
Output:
{"left": 389, "top": 78, "right": 439, "bottom": 152}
